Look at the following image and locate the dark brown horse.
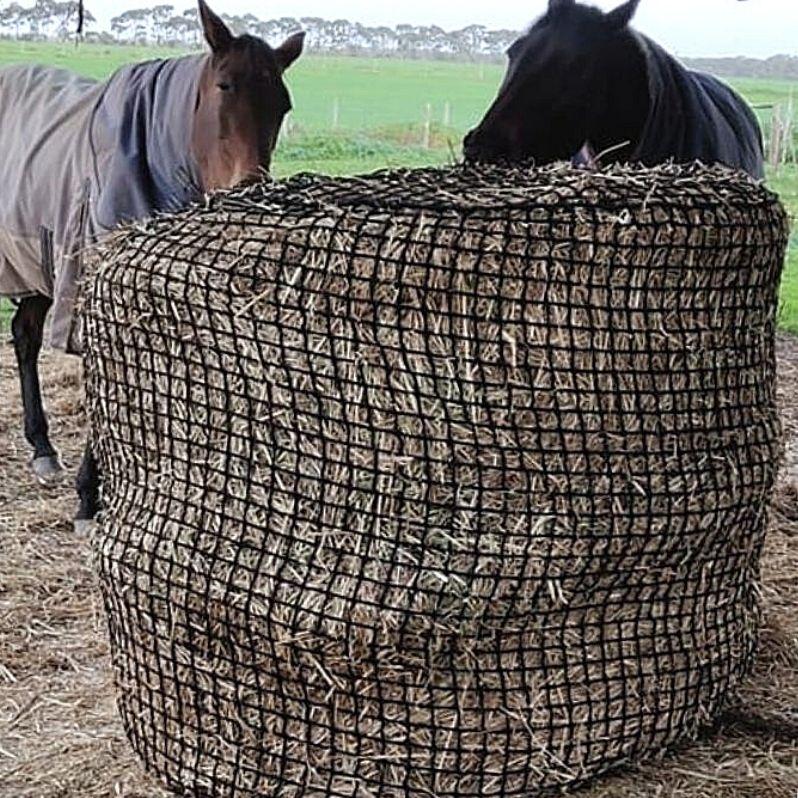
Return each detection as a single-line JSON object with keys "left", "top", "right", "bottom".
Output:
{"left": 0, "top": 0, "right": 303, "bottom": 525}
{"left": 464, "top": 0, "right": 764, "bottom": 179}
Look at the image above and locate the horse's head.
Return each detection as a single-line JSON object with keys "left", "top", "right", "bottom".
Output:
{"left": 464, "top": 0, "right": 646, "bottom": 165}
{"left": 192, "top": 0, "right": 304, "bottom": 190}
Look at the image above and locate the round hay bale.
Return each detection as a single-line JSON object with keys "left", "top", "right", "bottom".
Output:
{"left": 83, "top": 163, "right": 789, "bottom": 797}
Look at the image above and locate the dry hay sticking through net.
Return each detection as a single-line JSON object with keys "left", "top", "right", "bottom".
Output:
{"left": 82, "top": 162, "right": 790, "bottom": 798}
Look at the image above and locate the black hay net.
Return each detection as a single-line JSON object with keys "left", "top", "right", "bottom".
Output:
{"left": 82, "top": 163, "right": 789, "bottom": 797}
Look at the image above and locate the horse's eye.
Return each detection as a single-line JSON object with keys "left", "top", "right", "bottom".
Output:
{"left": 217, "top": 82, "right": 232, "bottom": 92}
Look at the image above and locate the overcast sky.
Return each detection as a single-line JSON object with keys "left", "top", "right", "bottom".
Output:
{"left": 85, "top": 0, "right": 797, "bottom": 58}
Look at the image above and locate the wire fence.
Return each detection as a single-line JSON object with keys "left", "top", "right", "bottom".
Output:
{"left": 754, "top": 100, "right": 798, "bottom": 168}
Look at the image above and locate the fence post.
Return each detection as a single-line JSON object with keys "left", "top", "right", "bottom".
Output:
{"left": 332, "top": 97, "right": 340, "bottom": 131}
{"left": 422, "top": 103, "right": 432, "bottom": 149}
{"left": 769, "top": 105, "right": 781, "bottom": 171}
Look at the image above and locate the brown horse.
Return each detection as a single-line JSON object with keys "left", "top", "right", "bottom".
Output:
{"left": 0, "top": 0, "right": 304, "bottom": 524}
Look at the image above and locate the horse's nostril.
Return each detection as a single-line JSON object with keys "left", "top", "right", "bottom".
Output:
{"left": 464, "top": 134, "right": 497, "bottom": 164}
{"left": 464, "top": 133, "right": 517, "bottom": 165}
{"left": 463, "top": 131, "right": 484, "bottom": 162}
{"left": 231, "top": 166, "right": 265, "bottom": 188}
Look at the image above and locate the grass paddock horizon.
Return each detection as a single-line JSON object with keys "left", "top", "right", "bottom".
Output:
{"left": 0, "top": 39, "right": 795, "bottom": 331}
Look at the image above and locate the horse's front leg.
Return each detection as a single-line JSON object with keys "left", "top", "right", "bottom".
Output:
{"left": 12, "top": 294, "right": 63, "bottom": 484}
{"left": 76, "top": 442, "right": 100, "bottom": 528}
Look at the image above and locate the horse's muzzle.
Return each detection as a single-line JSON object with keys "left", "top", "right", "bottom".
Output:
{"left": 234, "top": 174, "right": 262, "bottom": 188}
{"left": 463, "top": 129, "right": 510, "bottom": 164}
{"left": 463, "top": 130, "right": 483, "bottom": 163}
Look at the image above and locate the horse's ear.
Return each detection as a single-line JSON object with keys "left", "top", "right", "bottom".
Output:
{"left": 606, "top": 0, "right": 641, "bottom": 28}
{"left": 198, "top": 0, "right": 233, "bottom": 53}
{"left": 275, "top": 32, "right": 305, "bottom": 71}
{"left": 548, "top": 0, "right": 575, "bottom": 11}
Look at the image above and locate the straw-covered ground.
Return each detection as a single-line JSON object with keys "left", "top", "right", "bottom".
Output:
{"left": 0, "top": 344, "right": 796, "bottom": 798}
{"left": 2, "top": 165, "right": 798, "bottom": 796}
{"left": 0, "top": 336, "right": 797, "bottom": 797}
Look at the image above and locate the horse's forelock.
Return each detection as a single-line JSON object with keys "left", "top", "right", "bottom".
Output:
{"left": 240, "top": 35, "right": 279, "bottom": 70}
{"left": 518, "top": 2, "right": 609, "bottom": 64}
{"left": 539, "top": 2, "right": 612, "bottom": 29}
{"left": 212, "top": 35, "right": 280, "bottom": 78}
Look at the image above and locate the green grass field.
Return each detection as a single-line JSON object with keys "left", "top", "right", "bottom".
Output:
{"left": 0, "top": 40, "right": 795, "bottom": 332}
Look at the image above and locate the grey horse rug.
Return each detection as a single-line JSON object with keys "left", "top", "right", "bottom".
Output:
{"left": 575, "top": 34, "right": 764, "bottom": 179}
{"left": 0, "top": 57, "right": 204, "bottom": 351}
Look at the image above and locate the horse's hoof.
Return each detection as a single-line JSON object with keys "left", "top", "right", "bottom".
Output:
{"left": 30, "top": 455, "right": 64, "bottom": 486}
{"left": 73, "top": 518, "right": 97, "bottom": 536}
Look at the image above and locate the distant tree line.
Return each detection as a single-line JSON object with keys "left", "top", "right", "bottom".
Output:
{"left": 0, "top": 2, "right": 520, "bottom": 60}
{"left": 107, "top": 7, "right": 522, "bottom": 60}
{"left": 1, "top": 1, "right": 797, "bottom": 76}
{"left": 0, "top": 0, "right": 94, "bottom": 40}
{"left": 683, "top": 55, "right": 798, "bottom": 81}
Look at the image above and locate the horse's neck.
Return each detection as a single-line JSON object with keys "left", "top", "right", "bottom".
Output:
{"left": 587, "top": 33, "right": 650, "bottom": 163}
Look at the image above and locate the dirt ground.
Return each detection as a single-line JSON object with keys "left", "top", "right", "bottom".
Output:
{"left": 0, "top": 337, "right": 796, "bottom": 798}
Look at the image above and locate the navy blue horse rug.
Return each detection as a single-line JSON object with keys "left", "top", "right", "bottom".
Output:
{"left": 631, "top": 32, "right": 764, "bottom": 179}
